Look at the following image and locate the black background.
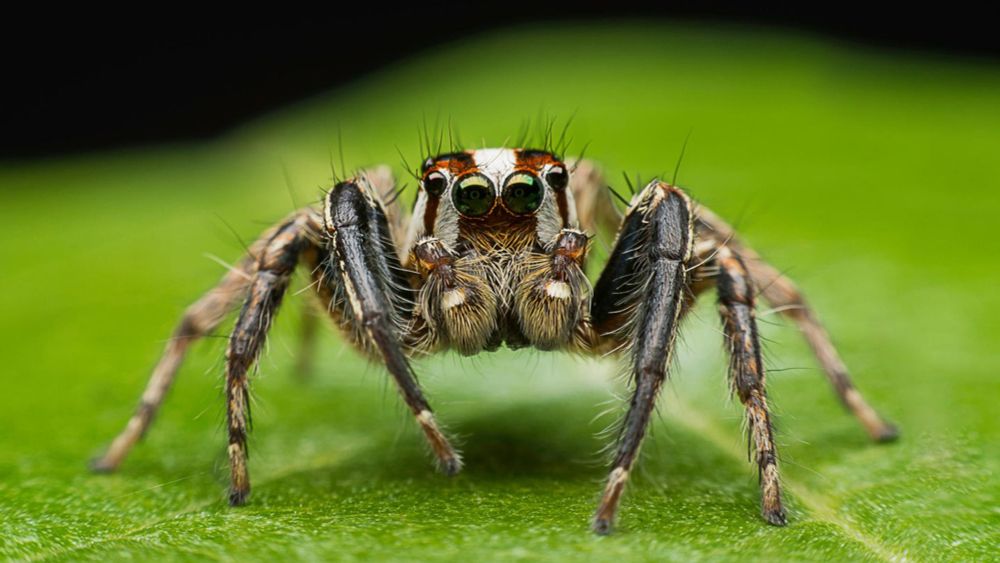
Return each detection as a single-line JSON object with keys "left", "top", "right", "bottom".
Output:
{"left": 3, "top": 5, "right": 997, "bottom": 159}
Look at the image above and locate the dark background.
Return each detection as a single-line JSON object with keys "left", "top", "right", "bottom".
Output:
{"left": 3, "top": 6, "right": 997, "bottom": 159}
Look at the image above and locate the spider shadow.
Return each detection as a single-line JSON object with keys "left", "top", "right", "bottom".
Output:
{"left": 446, "top": 400, "right": 609, "bottom": 479}
{"left": 351, "top": 398, "right": 611, "bottom": 482}
{"left": 255, "top": 392, "right": 768, "bottom": 514}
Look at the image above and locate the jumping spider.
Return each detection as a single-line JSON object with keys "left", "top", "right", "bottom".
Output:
{"left": 93, "top": 147, "right": 898, "bottom": 534}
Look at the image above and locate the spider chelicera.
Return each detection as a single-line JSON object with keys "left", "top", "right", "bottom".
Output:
{"left": 92, "top": 147, "right": 897, "bottom": 534}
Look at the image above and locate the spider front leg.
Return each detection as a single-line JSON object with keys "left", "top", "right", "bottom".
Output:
{"left": 293, "top": 166, "right": 403, "bottom": 380}
{"left": 320, "top": 180, "right": 462, "bottom": 476}
{"left": 589, "top": 181, "right": 694, "bottom": 534}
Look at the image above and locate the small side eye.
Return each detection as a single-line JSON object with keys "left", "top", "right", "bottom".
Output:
{"left": 452, "top": 174, "right": 496, "bottom": 217}
{"left": 502, "top": 173, "right": 543, "bottom": 215}
{"left": 545, "top": 166, "right": 568, "bottom": 191}
{"left": 423, "top": 171, "right": 447, "bottom": 196}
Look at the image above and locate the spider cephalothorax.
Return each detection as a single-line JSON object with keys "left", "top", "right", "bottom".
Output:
{"left": 93, "top": 146, "right": 898, "bottom": 534}
{"left": 404, "top": 148, "right": 590, "bottom": 355}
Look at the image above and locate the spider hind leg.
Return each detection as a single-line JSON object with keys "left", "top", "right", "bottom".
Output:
{"left": 224, "top": 211, "right": 321, "bottom": 504}
{"left": 715, "top": 245, "right": 786, "bottom": 525}
{"left": 90, "top": 214, "right": 306, "bottom": 473}
{"left": 695, "top": 207, "right": 898, "bottom": 442}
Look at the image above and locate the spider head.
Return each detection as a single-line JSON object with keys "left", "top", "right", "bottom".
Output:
{"left": 418, "top": 148, "right": 570, "bottom": 229}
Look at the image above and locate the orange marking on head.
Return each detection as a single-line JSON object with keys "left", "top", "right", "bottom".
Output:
{"left": 515, "top": 148, "right": 561, "bottom": 170}
{"left": 424, "top": 151, "right": 477, "bottom": 176}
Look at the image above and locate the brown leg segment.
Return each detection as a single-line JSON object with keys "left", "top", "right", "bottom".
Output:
{"left": 226, "top": 211, "right": 320, "bottom": 505}
{"left": 695, "top": 207, "right": 897, "bottom": 442}
{"left": 91, "top": 226, "right": 282, "bottom": 473}
{"left": 716, "top": 246, "right": 786, "bottom": 525}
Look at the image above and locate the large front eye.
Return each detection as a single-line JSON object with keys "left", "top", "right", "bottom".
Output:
{"left": 502, "top": 172, "right": 543, "bottom": 214}
{"left": 452, "top": 174, "right": 495, "bottom": 216}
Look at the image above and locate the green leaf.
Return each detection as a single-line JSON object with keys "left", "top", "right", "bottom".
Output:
{"left": 2, "top": 23, "right": 998, "bottom": 561}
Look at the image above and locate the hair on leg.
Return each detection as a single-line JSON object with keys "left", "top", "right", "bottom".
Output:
{"left": 226, "top": 211, "right": 322, "bottom": 505}
{"left": 322, "top": 179, "right": 462, "bottom": 475}
{"left": 715, "top": 245, "right": 786, "bottom": 525}
{"left": 590, "top": 181, "right": 694, "bottom": 534}
{"left": 91, "top": 221, "right": 288, "bottom": 473}
{"left": 695, "top": 206, "right": 897, "bottom": 442}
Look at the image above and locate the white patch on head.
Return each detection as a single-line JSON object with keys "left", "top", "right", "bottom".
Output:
{"left": 471, "top": 148, "right": 517, "bottom": 182}
{"left": 442, "top": 287, "right": 467, "bottom": 310}
{"left": 545, "top": 280, "right": 572, "bottom": 299}
{"left": 432, "top": 148, "right": 515, "bottom": 248}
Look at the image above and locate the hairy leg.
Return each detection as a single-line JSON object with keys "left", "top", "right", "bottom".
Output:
{"left": 715, "top": 246, "right": 786, "bottom": 525}
{"left": 590, "top": 181, "right": 694, "bottom": 534}
{"left": 363, "top": 164, "right": 410, "bottom": 260}
{"left": 321, "top": 179, "right": 461, "bottom": 475}
{"left": 226, "top": 210, "right": 322, "bottom": 504}
{"left": 695, "top": 206, "right": 897, "bottom": 442}
{"left": 567, "top": 159, "right": 621, "bottom": 237}
{"left": 292, "top": 166, "right": 404, "bottom": 381}
{"left": 91, "top": 222, "right": 284, "bottom": 472}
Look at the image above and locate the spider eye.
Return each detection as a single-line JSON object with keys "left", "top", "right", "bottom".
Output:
{"left": 452, "top": 174, "right": 495, "bottom": 217}
{"left": 423, "top": 171, "right": 447, "bottom": 196}
{"left": 544, "top": 166, "right": 568, "bottom": 191}
{"left": 502, "top": 173, "right": 543, "bottom": 215}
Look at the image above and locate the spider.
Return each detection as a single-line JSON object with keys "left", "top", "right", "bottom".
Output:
{"left": 92, "top": 147, "right": 898, "bottom": 534}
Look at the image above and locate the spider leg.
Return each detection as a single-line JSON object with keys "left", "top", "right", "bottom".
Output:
{"left": 292, "top": 166, "right": 402, "bottom": 381}
{"left": 321, "top": 179, "right": 461, "bottom": 476}
{"left": 715, "top": 246, "right": 786, "bottom": 525}
{"left": 223, "top": 211, "right": 322, "bottom": 504}
{"left": 589, "top": 181, "right": 694, "bottom": 534}
{"left": 567, "top": 158, "right": 621, "bottom": 236}
{"left": 363, "top": 164, "right": 409, "bottom": 247}
{"left": 696, "top": 207, "right": 898, "bottom": 442}
{"left": 91, "top": 219, "right": 291, "bottom": 473}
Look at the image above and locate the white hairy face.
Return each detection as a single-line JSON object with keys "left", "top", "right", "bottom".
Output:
{"left": 406, "top": 148, "right": 578, "bottom": 249}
